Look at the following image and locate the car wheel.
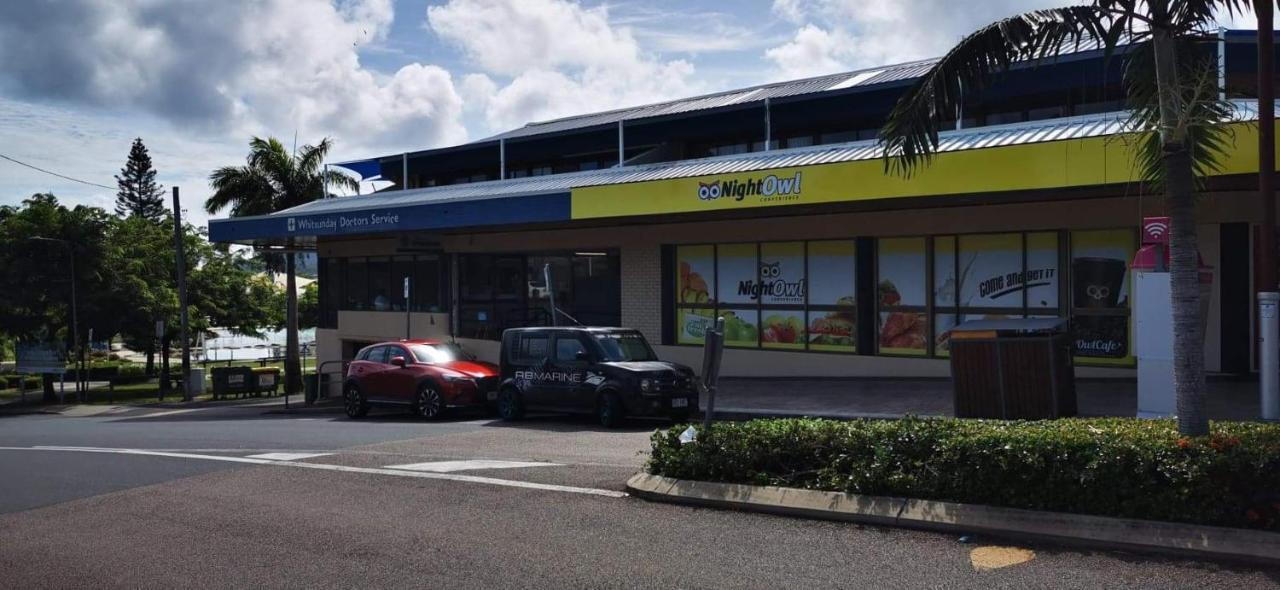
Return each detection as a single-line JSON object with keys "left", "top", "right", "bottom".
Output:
{"left": 344, "top": 384, "right": 369, "bottom": 418}
{"left": 597, "top": 391, "right": 623, "bottom": 428}
{"left": 497, "top": 386, "right": 524, "bottom": 421}
{"left": 415, "top": 383, "right": 444, "bottom": 420}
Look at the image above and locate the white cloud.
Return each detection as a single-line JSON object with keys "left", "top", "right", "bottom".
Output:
{"left": 0, "top": 0, "right": 467, "bottom": 156}
{"left": 427, "top": 0, "right": 701, "bottom": 133}
{"left": 764, "top": 0, "right": 1081, "bottom": 78}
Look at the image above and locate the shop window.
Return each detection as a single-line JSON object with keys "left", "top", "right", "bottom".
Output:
{"left": 459, "top": 251, "right": 619, "bottom": 340}
{"left": 931, "top": 232, "right": 1063, "bottom": 357}
{"left": 1070, "top": 229, "right": 1135, "bottom": 364}
{"left": 412, "top": 256, "right": 443, "bottom": 313}
{"left": 390, "top": 256, "right": 413, "bottom": 311}
{"left": 368, "top": 257, "right": 391, "bottom": 311}
{"left": 320, "top": 257, "right": 342, "bottom": 328}
{"left": 346, "top": 258, "right": 368, "bottom": 311}
{"left": 672, "top": 240, "right": 855, "bottom": 352}
{"left": 877, "top": 237, "right": 928, "bottom": 356}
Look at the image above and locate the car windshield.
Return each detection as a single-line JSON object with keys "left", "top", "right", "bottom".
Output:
{"left": 592, "top": 332, "right": 657, "bottom": 362}
{"left": 407, "top": 343, "right": 472, "bottom": 364}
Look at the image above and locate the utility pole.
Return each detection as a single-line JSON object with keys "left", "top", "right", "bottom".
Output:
{"left": 173, "top": 187, "right": 193, "bottom": 401}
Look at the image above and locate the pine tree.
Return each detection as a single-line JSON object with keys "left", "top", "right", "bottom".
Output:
{"left": 114, "top": 138, "right": 166, "bottom": 221}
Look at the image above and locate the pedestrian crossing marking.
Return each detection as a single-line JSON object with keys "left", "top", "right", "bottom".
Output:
{"left": 246, "top": 452, "right": 332, "bottom": 461}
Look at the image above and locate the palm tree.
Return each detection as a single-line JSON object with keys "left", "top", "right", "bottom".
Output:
{"left": 206, "top": 137, "right": 357, "bottom": 397}
{"left": 880, "top": 0, "right": 1251, "bottom": 436}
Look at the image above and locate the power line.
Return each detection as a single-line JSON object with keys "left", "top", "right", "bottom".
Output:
{"left": 0, "top": 153, "right": 114, "bottom": 191}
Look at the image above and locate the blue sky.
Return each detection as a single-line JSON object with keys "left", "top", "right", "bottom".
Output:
{"left": 0, "top": 0, "right": 1261, "bottom": 227}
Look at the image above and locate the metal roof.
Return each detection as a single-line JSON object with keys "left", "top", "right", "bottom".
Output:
{"left": 480, "top": 59, "right": 939, "bottom": 142}
{"left": 277, "top": 101, "right": 1261, "bottom": 220}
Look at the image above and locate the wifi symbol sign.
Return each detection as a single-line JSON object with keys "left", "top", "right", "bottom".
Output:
{"left": 1143, "top": 216, "right": 1171, "bottom": 244}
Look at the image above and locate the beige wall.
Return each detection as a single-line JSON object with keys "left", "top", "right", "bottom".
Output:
{"left": 314, "top": 190, "right": 1259, "bottom": 377}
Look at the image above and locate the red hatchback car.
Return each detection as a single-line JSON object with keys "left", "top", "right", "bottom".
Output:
{"left": 344, "top": 339, "right": 498, "bottom": 419}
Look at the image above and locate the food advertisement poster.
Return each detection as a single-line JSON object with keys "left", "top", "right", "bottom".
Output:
{"left": 721, "top": 308, "right": 760, "bottom": 347}
{"left": 762, "top": 310, "right": 805, "bottom": 350}
{"left": 1026, "top": 232, "right": 1059, "bottom": 308}
{"left": 807, "top": 240, "right": 857, "bottom": 352}
{"left": 878, "top": 238, "right": 927, "bottom": 355}
{"left": 676, "top": 245, "right": 714, "bottom": 344}
{"left": 957, "top": 233, "right": 1025, "bottom": 308}
{"left": 1071, "top": 229, "right": 1135, "bottom": 362}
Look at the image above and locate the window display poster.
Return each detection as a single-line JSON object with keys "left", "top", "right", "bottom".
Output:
{"left": 1026, "top": 232, "right": 1059, "bottom": 309}
{"left": 676, "top": 245, "right": 715, "bottom": 305}
{"left": 808, "top": 309, "right": 856, "bottom": 352}
{"left": 879, "top": 311, "right": 927, "bottom": 355}
{"left": 762, "top": 309, "right": 806, "bottom": 350}
{"left": 721, "top": 308, "right": 760, "bottom": 347}
{"left": 808, "top": 240, "right": 856, "bottom": 306}
{"left": 676, "top": 308, "right": 715, "bottom": 345}
{"left": 934, "top": 236, "right": 956, "bottom": 306}
{"left": 1071, "top": 229, "right": 1134, "bottom": 310}
{"left": 717, "top": 243, "right": 757, "bottom": 305}
{"left": 760, "top": 242, "right": 806, "bottom": 305}
{"left": 957, "top": 233, "right": 1024, "bottom": 308}
{"left": 878, "top": 237, "right": 927, "bottom": 308}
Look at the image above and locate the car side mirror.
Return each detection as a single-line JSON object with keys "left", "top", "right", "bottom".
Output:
{"left": 575, "top": 350, "right": 592, "bottom": 362}
{"left": 390, "top": 356, "right": 407, "bottom": 368}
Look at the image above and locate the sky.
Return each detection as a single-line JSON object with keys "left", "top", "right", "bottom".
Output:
{"left": 0, "top": 0, "right": 1264, "bottom": 228}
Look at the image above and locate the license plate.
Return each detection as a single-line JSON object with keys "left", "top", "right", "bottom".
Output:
{"left": 671, "top": 398, "right": 688, "bottom": 408}
{"left": 487, "top": 391, "right": 498, "bottom": 401}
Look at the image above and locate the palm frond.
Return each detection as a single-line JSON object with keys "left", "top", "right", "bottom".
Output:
{"left": 1121, "top": 35, "right": 1237, "bottom": 190}
{"left": 206, "top": 165, "right": 275, "bottom": 216}
{"left": 879, "top": 5, "right": 1119, "bottom": 176}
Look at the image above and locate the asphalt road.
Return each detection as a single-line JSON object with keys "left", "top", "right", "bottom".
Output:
{"left": 0, "top": 403, "right": 1276, "bottom": 589}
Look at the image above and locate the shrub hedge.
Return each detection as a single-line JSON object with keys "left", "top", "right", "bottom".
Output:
{"left": 648, "top": 417, "right": 1280, "bottom": 531}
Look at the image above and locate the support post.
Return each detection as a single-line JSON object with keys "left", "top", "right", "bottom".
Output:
{"left": 763, "top": 98, "right": 771, "bottom": 151}
{"left": 402, "top": 152, "right": 409, "bottom": 190}
{"left": 173, "top": 187, "right": 193, "bottom": 401}
{"left": 1262, "top": 7, "right": 1278, "bottom": 421}
{"left": 499, "top": 138, "right": 506, "bottom": 180}
{"left": 617, "top": 121, "right": 624, "bottom": 167}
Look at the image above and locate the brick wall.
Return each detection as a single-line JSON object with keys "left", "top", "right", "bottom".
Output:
{"left": 621, "top": 243, "right": 663, "bottom": 341}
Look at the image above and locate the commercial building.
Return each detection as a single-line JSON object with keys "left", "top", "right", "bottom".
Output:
{"left": 210, "top": 31, "right": 1278, "bottom": 378}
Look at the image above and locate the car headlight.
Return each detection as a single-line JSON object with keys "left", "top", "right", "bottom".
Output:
{"left": 640, "top": 378, "right": 652, "bottom": 393}
{"left": 443, "top": 374, "right": 475, "bottom": 384}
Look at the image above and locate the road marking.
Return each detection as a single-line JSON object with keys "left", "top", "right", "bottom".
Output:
{"left": 246, "top": 452, "right": 333, "bottom": 461}
{"left": 131, "top": 409, "right": 200, "bottom": 419}
{"left": 385, "top": 460, "right": 561, "bottom": 472}
{"left": 970, "top": 546, "right": 1036, "bottom": 571}
{"left": 0, "top": 446, "right": 626, "bottom": 498}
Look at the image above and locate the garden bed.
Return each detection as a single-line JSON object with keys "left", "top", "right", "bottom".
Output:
{"left": 648, "top": 417, "right": 1280, "bottom": 531}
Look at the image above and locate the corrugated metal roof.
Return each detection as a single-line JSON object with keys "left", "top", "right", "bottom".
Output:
{"left": 482, "top": 59, "right": 937, "bottom": 142}
{"left": 281, "top": 101, "right": 1260, "bottom": 219}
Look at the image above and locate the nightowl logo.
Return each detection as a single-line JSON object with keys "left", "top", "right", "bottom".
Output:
{"left": 697, "top": 172, "right": 803, "bottom": 202}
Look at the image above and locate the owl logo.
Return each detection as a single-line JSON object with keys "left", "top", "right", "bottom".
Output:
{"left": 760, "top": 261, "right": 780, "bottom": 278}
{"left": 697, "top": 181, "right": 722, "bottom": 200}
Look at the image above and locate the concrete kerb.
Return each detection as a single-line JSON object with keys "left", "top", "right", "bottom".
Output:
{"left": 625, "top": 472, "right": 1280, "bottom": 566}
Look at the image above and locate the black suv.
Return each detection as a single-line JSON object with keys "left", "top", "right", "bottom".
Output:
{"left": 496, "top": 327, "right": 698, "bottom": 427}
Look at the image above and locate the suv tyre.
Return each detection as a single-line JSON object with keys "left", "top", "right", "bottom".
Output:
{"left": 597, "top": 391, "right": 623, "bottom": 428}
{"left": 344, "top": 383, "right": 369, "bottom": 418}
{"left": 497, "top": 386, "right": 525, "bottom": 421}
{"left": 415, "top": 383, "right": 444, "bottom": 420}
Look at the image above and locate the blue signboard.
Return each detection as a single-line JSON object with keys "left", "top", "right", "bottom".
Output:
{"left": 209, "top": 192, "right": 571, "bottom": 243}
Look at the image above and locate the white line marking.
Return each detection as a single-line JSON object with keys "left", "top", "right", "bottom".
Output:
{"left": 245, "top": 452, "right": 332, "bottom": 461}
{"left": 130, "top": 409, "right": 200, "bottom": 418}
{"left": 0, "top": 447, "right": 626, "bottom": 498}
{"left": 385, "top": 460, "right": 561, "bottom": 472}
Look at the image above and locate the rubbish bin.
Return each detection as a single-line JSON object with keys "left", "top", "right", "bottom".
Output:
{"left": 303, "top": 373, "right": 318, "bottom": 404}
{"left": 949, "top": 318, "right": 1075, "bottom": 419}
{"left": 189, "top": 367, "right": 207, "bottom": 395}
{"left": 211, "top": 366, "right": 254, "bottom": 400}
{"left": 251, "top": 367, "right": 281, "bottom": 396}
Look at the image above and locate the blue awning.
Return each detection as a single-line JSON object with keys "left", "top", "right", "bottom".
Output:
{"left": 330, "top": 158, "right": 383, "bottom": 181}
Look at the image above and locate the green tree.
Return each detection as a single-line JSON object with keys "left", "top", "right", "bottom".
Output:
{"left": 298, "top": 282, "right": 319, "bottom": 330}
{"left": 206, "top": 137, "right": 356, "bottom": 396}
{"left": 114, "top": 138, "right": 166, "bottom": 222}
{"left": 878, "top": 0, "right": 1246, "bottom": 436}
{"left": 0, "top": 194, "right": 114, "bottom": 400}
{"left": 106, "top": 214, "right": 177, "bottom": 376}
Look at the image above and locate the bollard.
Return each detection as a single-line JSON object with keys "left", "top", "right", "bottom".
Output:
{"left": 1261, "top": 292, "right": 1280, "bottom": 421}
